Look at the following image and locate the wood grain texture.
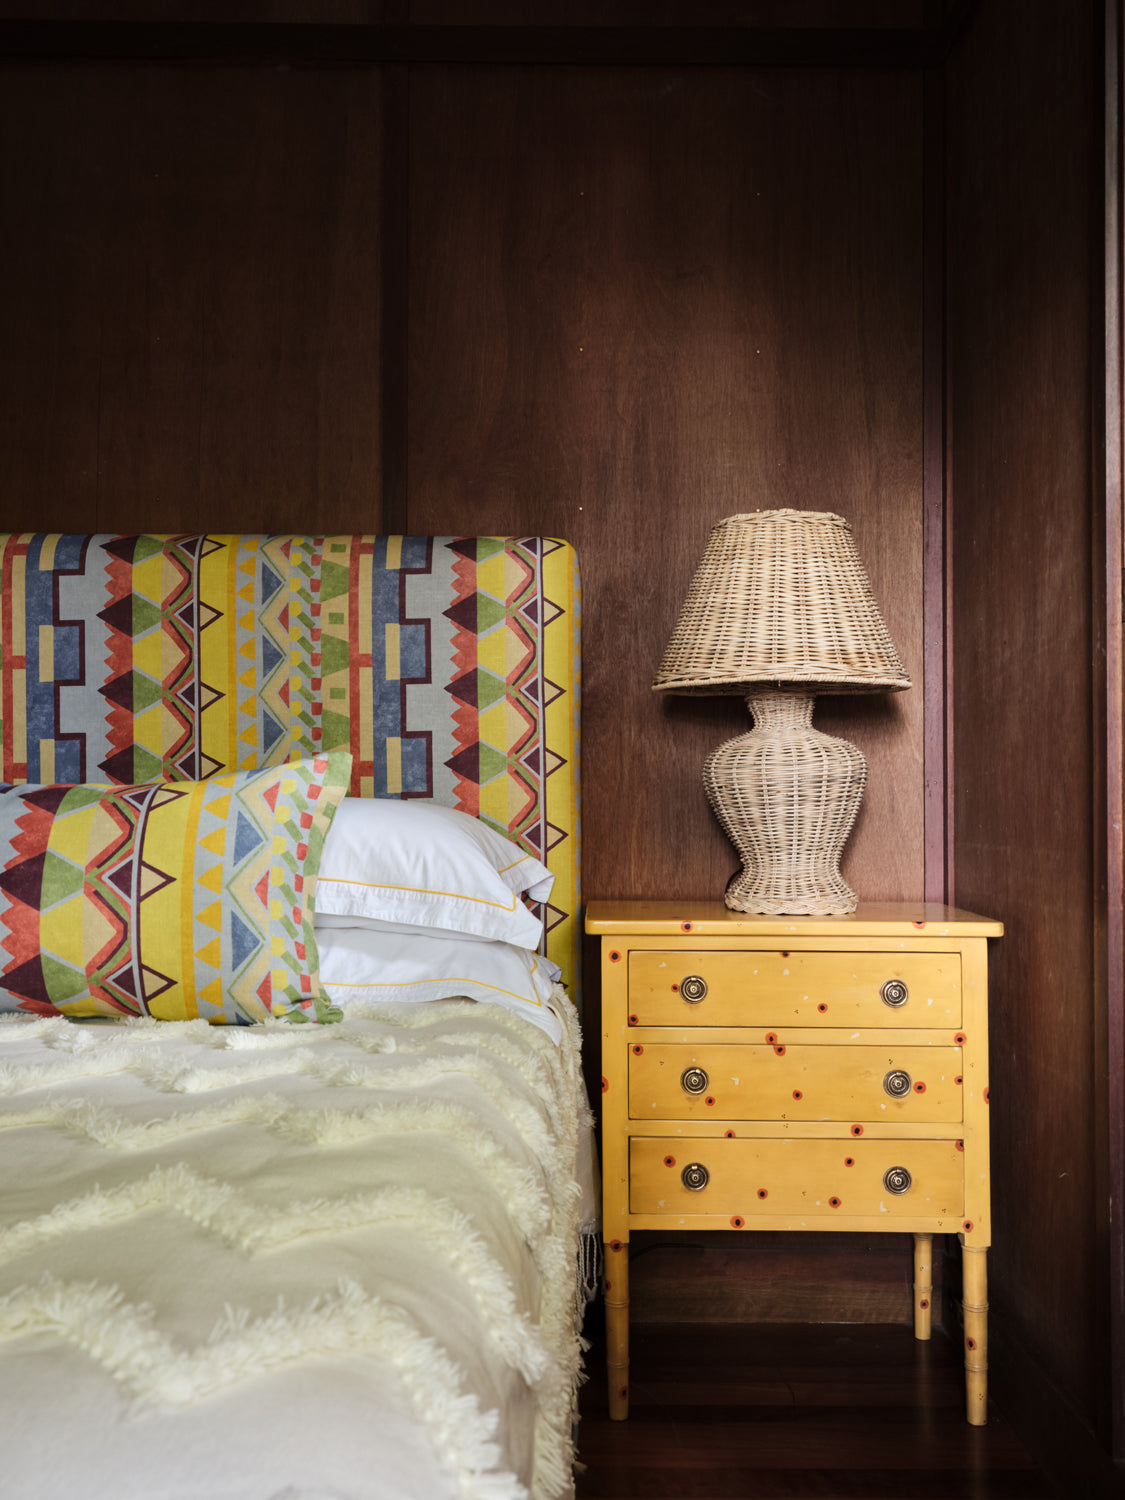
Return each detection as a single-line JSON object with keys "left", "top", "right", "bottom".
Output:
{"left": 409, "top": 1, "right": 929, "bottom": 26}
{"left": 380, "top": 60, "right": 409, "bottom": 534}
{"left": 924, "top": 64, "right": 951, "bottom": 903}
{"left": 0, "top": 61, "right": 382, "bottom": 535}
{"left": 1098, "top": 0, "right": 1125, "bottom": 1460}
{"left": 0, "top": 19, "right": 968, "bottom": 70}
{"left": 947, "top": 0, "right": 1101, "bottom": 1435}
{"left": 406, "top": 64, "right": 926, "bottom": 912}
{"left": 576, "top": 1319, "right": 1058, "bottom": 1498}
{"left": 0, "top": 1, "right": 938, "bottom": 24}
{"left": 0, "top": 67, "right": 105, "bottom": 532}
{"left": 0, "top": 2, "right": 388, "bottom": 19}
{"left": 627, "top": 1236, "right": 935, "bottom": 1325}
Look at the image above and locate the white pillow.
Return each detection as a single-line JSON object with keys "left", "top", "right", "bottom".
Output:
{"left": 316, "top": 924, "right": 563, "bottom": 1042}
{"left": 315, "top": 913, "right": 511, "bottom": 944}
{"left": 315, "top": 798, "right": 553, "bottom": 949}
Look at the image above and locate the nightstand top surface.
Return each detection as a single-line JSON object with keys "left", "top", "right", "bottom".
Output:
{"left": 584, "top": 899, "right": 1003, "bottom": 937}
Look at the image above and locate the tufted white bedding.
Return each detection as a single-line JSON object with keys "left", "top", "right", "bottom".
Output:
{"left": 0, "top": 993, "right": 591, "bottom": 1500}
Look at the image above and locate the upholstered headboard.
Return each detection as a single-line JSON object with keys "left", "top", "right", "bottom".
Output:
{"left": 0, "top": 534, "right": 582, "bottom": 998}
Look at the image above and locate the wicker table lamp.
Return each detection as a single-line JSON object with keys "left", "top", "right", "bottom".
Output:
{"left": 653, "top": 510, "right": 910, "bottom": 916}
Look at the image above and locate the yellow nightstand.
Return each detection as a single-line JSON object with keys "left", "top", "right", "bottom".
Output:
{"left": 586, "top": 900, "right": 1002, "bottom": 1426}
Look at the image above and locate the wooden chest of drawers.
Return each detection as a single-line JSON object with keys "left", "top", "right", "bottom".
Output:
{"left": 586, "top": 900, "right": 1002, "bottom": 1425}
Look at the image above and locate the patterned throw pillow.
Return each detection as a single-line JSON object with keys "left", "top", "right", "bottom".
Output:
{"left": 0, "top": 753, "right": 351, "bottom": 1024}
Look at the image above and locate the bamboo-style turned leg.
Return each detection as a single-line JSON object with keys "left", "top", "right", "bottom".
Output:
{"left": 913, "top": 1232, "right": 933, "bottom": 1341}
{"left": 962, "top": 1242, "right": 989, "bottom": 1426}
{"left": 605, "top": 1239, "right": 630, "bottom": 1421}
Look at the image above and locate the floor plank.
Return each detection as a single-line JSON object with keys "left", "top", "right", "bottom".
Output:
{"left": 576, "top": 1320, "right": 1061, "bottom": 1499}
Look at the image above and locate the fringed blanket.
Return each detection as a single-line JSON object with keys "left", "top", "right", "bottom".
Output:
{"left": 0, "top": 994, "right": 590, "bottom": 1500}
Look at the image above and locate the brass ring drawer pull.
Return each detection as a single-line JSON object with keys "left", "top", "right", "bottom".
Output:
{"left": 880, "top": 979, "right": 909, "bottom": 1007}
{"left": 680, "top": 1066, "right": 709, "bottom": 1095}
{"left": 883, "top": 1069, "right": 913, "bottom": 1098}
{"left": 883, "top": 1166, "right": 913, "bottom": 1195}
{"left": 681, "top": 1162, "right": 710, "bottom": 1191}
{"left": 680, "top": 975, "right": 708, "bottom": 1003}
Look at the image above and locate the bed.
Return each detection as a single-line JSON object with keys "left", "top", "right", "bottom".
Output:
{"left": 0, "top": 532, "right": 590, "bottom": 1500}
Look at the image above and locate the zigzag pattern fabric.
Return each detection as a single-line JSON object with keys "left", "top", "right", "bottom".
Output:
{"left": 0, "top": 754, "right": 350, "bottom": 1024}
{"left": 0, "top": 534, "right": 581, "bottom": 998}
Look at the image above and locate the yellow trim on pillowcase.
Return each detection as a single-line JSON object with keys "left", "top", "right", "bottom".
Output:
{"left": 316, "top": 876, "right": 523, "bottom": 912}
{"left": 324, "top": 975, "right": 543, "bottom": 1008}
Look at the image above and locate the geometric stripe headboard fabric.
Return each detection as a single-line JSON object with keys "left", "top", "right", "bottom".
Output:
{"left": 0, "top": 534, "right": 582, "bottom": 999}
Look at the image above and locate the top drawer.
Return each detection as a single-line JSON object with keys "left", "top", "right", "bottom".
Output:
{"left": 627, "top": 950, "right": 961, "bottom": 1027}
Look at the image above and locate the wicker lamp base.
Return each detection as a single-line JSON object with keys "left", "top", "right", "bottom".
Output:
{"left": 702, "top": 689, "right": 867, "bottom": 916}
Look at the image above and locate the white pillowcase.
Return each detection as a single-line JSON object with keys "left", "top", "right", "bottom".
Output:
{"left": 315, "top": 798, "right": 554, "bottom": 949}
{"left": 314, "top": 912, "right": 510, "bottom": 944}
{"left": 315, "top": 923, "right": 563, "bottom": 1042}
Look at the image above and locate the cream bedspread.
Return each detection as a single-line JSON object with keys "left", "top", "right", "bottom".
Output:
{"left": 0, "top": 993, "right": 590, "bottom": 1500}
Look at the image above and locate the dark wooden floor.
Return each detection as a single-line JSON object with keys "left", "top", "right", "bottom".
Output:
{"left": 575, "top": 1319, "right": 1061, "bottom": 1499}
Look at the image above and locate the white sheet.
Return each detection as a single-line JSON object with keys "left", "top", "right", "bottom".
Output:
{"left": 0, "top": 992, "right": 591, "bottom": 1500}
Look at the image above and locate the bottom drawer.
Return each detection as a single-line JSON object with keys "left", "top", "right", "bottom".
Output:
{"left": 630, "top": 1137, "right": 964, "bottom": 1219}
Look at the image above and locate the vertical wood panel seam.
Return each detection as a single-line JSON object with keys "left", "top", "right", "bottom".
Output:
{"left": 941, "top": 61, "right": 957, "bottom": 906}
{"left": 380, "top": 60, "right": 409, "bottom": 534}
{"left": 197, "top": 290, "right": 206, "bottom": 529}
{"left": 94, "top": 275, "right": 105, "bottom": 532}
{"left": 923, "top": 66, "right": 949, "bottom": 905}
{"left": 1097, "top": 0, "right": 1125, "bottom": 1458}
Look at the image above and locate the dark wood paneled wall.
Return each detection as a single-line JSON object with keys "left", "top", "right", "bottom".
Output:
{"left": 0, "top": 2, "right": 939, "bottom": 25}
{"left": 0, "top": 11, "right": 940, "bottom": 1334}
{"left": 0, "top": 62, "right": 383, "bottom": 535}
{"left": 406, "top": 63, "right": 926, "bottom": 911}
{"left": 0, "top": 45, "right": 929, "bottom": 911}
{"left": 948, "top": 0, "right": 1112, "bottom": 1466}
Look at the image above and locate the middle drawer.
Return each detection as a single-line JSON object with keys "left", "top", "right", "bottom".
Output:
{"left": 628, "top": 1042, "right": 964, "bottom": 1122}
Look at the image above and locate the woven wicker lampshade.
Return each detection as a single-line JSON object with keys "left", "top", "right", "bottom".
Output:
{"left": 654, "top": 510, "right": 910, "bottom": 915}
